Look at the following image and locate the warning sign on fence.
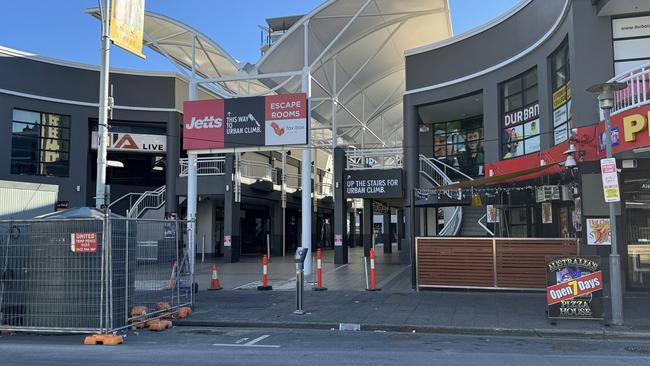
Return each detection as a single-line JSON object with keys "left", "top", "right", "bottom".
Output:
{"left": 71, "top": 232, "right": 98, "bottom": 253}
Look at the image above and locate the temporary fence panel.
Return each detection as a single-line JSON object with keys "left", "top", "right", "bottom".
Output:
{"left": 0, "top": 216, "right": 191, "bottom": 334}
{"left": 416, "top": 237, "right": 578, "bottom": 290}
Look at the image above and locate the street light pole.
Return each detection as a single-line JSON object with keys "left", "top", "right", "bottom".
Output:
{"left": 96, "top": 0, "right": 112, "bottom": 208}
{"left": 587, "top": 82, "right": 627, "bottom": 325}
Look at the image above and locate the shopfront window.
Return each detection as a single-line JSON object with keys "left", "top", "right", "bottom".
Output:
{"left": 501, "top": 68, "right": 540, "bottom": 159}
{"left": 624, "top": 176, "right": 650, "bottom": 290}
{"left": 11, "top": 109, "right": 71, "bottom": 177}
{"left": 433, "top": 116, "right": 484, "bottom": 177}
{"left": 551, "top": 41, "right": 571, "bottom": 145}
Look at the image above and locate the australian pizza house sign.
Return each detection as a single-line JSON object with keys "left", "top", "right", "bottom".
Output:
{"left": 183, "top": 93, "right": 308, "bottom": 150}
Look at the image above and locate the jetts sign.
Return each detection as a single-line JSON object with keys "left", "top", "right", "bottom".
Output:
{"left": 183, "top": 93, "right": 308, "bottom": 150}
{"left": 545, "top": 256, "right": 603, "bottom": 320}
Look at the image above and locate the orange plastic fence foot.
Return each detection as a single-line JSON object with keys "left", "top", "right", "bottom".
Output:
{"left": 177, "top": 307, "right": 193, "bottom": 318}
{"left": 84, "top": 334, "right": 124, "bottom": 346}
{"left": 147, "top": 320, "right": 173, "bottom": 331}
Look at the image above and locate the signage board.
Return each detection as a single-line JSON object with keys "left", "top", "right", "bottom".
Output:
{"left": 598, "top": 105, "right": 650, "bottom": 156}
{"left": 110, "top": 0, "right": 146, "bottom": 58}
{"left": 344, "top": 169, "right": 402, "bottom": 199}
{"left": 55, "top": 201, "right": 69, "bottom": 212}
{"left": 546, "top": 256, "right": 603, "bottom": 320}
{"left": 486, "top": 205, "right": 499, "bottom": 223}
{"left": 224, "top": 235, "right": 232, "bottom": 247}
{"left": 92, "top": 131, "right": 166, "bottom": 153}
{"left": 183, "top": 94, "right": 308, "bottom": 150}
{"left": 502, "top": 102, "right": 539, "bottom": 128}
{"left": 613, "top": 15, "right": 650, "bottom": 39}
{"left": 600, "top": 158, "right": 621, "bottom": 203}
{"left": 71, "top": 232, "right": 98, "bottom": 253}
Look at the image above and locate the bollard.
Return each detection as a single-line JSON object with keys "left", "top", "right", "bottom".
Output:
{"left": 257, "top": 255, "right": 273, "bottom": 291}
{"left": 208, "top": 264, "right": 222, "bottom": 290}
{"left": 294, "top": 247, "right": 308, "bottom": 314}
{"left": 366, "top": 248, "right": 380, "bottom": 291}
{"left": 313, "top": 248, "right": 327, "bottom": 291}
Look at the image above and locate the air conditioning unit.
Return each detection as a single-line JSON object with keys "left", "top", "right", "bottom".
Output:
{"left": 536, "top": 185, "right": 560, "bottom": 202}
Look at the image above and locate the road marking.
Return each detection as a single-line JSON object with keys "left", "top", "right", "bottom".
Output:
{"left": 247, "top": 335, "right": 270, "bottom": 345}
{"left": 213, "top": 334, "right": 280, "bottom": 348}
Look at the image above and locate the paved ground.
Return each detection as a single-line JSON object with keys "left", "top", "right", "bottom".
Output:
{"left": 178, "top": 287, "right": 650, "bottom": 338}
{"left": 193, "top": 245, "right": 409, "bottom": 291}
{"left": 1, "top": 327, "right": 650, "bottom": 365}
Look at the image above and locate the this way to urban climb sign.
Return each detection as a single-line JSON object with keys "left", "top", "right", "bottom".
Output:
{"left": 183, "top": 93, "right": 308, "bottom": 150}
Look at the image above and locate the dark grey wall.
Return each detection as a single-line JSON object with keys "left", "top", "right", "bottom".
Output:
{"left": 0, "top": 53, "right": 181, "bottom": 208}
{"left": 406, "top": 0, "right": 567, "bottom": 91}
{"left": 404, "top": 0, "right": 615, "bottom": 165}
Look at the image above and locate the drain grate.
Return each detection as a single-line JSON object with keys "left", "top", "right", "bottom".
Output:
{"left": 625, "top": 345, "right": 650, "bottom": 354}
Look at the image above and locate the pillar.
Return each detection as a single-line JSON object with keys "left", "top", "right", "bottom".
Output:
{"left": 348, "top": 209, "right": 356, "bottom": 248}
{"left": 383, "top": 208, "right": 392, "bottom": 253}
{"left": 165, "top": 112, "right": 180, "bottom": 216}
{"left": 404, "top": 98, "right": 419, "bottom": 286}
{"left": 362, "top": 199, "right": 373, "bottom": 256}
{"left": 224, "top": 154, "right": 241, "bottom": 263}
{"left": 271, "top": 201, "right": 284, "bottom": 257}
{"left": 333, "top": 146, "right": 348, "bottom": 264}
{"left": 396, "top": 208, "right": 404, "bottom": 251}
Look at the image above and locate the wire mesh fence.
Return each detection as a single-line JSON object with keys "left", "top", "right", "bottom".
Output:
{"left": 0, "top": 215, "right": 192, "bottom": 334}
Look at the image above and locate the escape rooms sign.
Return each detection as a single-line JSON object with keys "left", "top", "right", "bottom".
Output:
{"left": 345, "top": 169, "right": 403, "bottom": 198}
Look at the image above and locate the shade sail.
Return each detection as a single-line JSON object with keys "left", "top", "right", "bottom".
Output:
{"left": 435, "top": 163, "right": 560, "bottom": 190}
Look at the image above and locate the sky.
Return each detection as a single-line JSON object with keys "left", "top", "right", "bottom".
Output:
{"left": 0, "top": 0, "right": 521, "bottom": 71}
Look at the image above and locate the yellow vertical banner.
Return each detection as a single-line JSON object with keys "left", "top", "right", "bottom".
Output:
{"left": 110, "top": 0, "right": 146, "bottom": 58}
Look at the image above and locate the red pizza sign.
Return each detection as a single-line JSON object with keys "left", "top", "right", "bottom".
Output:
{"left": 71, "top": 232, "right": 98, "bottom": 253}
{"left": 546, "top": 271, "right": 603, "bottom": 305}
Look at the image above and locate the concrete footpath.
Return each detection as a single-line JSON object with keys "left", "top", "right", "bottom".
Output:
{"left": 176, "top": 289, "right": 650, "bottom": 339}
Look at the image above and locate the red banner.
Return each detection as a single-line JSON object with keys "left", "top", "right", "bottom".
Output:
{"left": 183, "top": 99, "right": 225, "bottom": 150}
{"left": 546, "top": 271, "right": 603, "bottom": 305}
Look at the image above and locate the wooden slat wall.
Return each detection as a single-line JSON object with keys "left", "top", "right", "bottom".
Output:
{"left": 417, "top": 238, "right": 578, "bottom": 289}
{"left": 417, "top": 239, "right": 494, "bottom": 287}
{"left": 495, "top": 239, "right": 577, "bottom": 289}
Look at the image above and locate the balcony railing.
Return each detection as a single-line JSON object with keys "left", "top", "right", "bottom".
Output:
{"left": 607, "top": 62, "right": 650, "bottom": 118}
{"left": 346, "top": 147, "right": 403, "bottom": 170}
{"left": 179, "top": 156, "right": 226, "bottom": 177}
{"left": 240, "top": 160, "right": 273, "bottom": 181}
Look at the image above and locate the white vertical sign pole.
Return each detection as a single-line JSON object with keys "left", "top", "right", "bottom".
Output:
{"left": 302, "top": 20, "right": 313, "bottom": 275}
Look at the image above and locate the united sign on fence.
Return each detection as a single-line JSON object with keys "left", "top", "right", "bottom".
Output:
{"left": 183, "top": 93, "right": 308, "bottom": 150}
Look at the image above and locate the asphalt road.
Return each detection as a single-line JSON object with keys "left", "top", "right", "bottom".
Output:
{"left": 1, "top": 327, "right": 649, "bottom": 366}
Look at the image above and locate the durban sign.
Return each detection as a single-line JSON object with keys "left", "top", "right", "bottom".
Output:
{"left": 183, "top": 93, "right": 308, "bottom": 150}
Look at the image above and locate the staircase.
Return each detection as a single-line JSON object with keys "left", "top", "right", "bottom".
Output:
{"left": 126, "top": 185, "right": 166, "bottom": 219}
{"left": 460, "top": 206, "right": 490, "bottom": 237}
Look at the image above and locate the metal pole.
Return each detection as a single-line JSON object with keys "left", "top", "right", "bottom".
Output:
{"left": 302, "top": 20, "right": 313, "bottom": 275}
{"left": 603, "top": 107, "right": 624, "bottom": 325}
{"left": 282, "top": 150, "right": 286, "bottom": 257}
{"left": 187, "top": 152, "right": 197, "bottom": 278}
{"left": 295, "top": 263, "right": 304, "bottom": 315}
{"left": 95, "top": 0, "right": 111, "bottom": 208}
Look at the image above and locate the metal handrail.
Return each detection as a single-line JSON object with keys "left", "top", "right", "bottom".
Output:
{"left": 240, "top": 160, "right": 273, "bottom": 181}
{"left": 605, "top": 62, "right": 650, "bottom": 118}
{"left": 127, "top": 185, "right": 166, "bottom": 218}
{"left": 418, "top": 155, "right": 465, "bottom": 236}
{"left": 179, "top": 156, "right": 226, "bottom": 177}
{"left": 108, "top": 192, "right": 143, "bottom": 213}
{"left": 478, "top": 213, "right": 495, "bottom": 237}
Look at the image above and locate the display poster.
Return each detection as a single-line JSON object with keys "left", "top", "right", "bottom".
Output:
{"left": 542, "top": 202, "right": 553, "bottom": 224}
{"left": 546, "top": 256, "right": 603, "bottom": 320}
{"left": 486, "top": 205, "right": 499, "bottom": 223}
{"left": 573, "top": 197, "right": 582, "bottom": 232}
{"left": 183, "top": 93, "right": 308, "bottom": 150}
{"left": 559, "top": 208, "right": 569, "bottom": 237}
{"left": 334, "top": 234, "right": 343, "bottom": 247}
{"left": 586, "top": 218, "right": 611, "bottom": 245}
{"left": 92, "top": 131, "right": 166, "bottom": 153}
{"left": 600, "top": 158, "right": 621, "bottom": 202}
{"left": 110, "top": 0, "right": 146, "bottom": 58}
{"left": 224, "top": 235, "right": 232, "bottom": 247}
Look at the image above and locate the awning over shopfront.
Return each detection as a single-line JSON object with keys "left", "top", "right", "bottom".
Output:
{"left": 436, "top": 163, "right": 560, "bottom": 190}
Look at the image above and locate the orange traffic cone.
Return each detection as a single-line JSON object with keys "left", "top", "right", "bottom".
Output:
{"left": 209, "top": 264, "right": 222, "bottom": 291}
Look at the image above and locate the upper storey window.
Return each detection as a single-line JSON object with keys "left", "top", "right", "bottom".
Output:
{"left": 550, "top": 41, "right": 571, "bottom": 145}
{"left": 501, "top": 68, "right": 540, "bottom": 159}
